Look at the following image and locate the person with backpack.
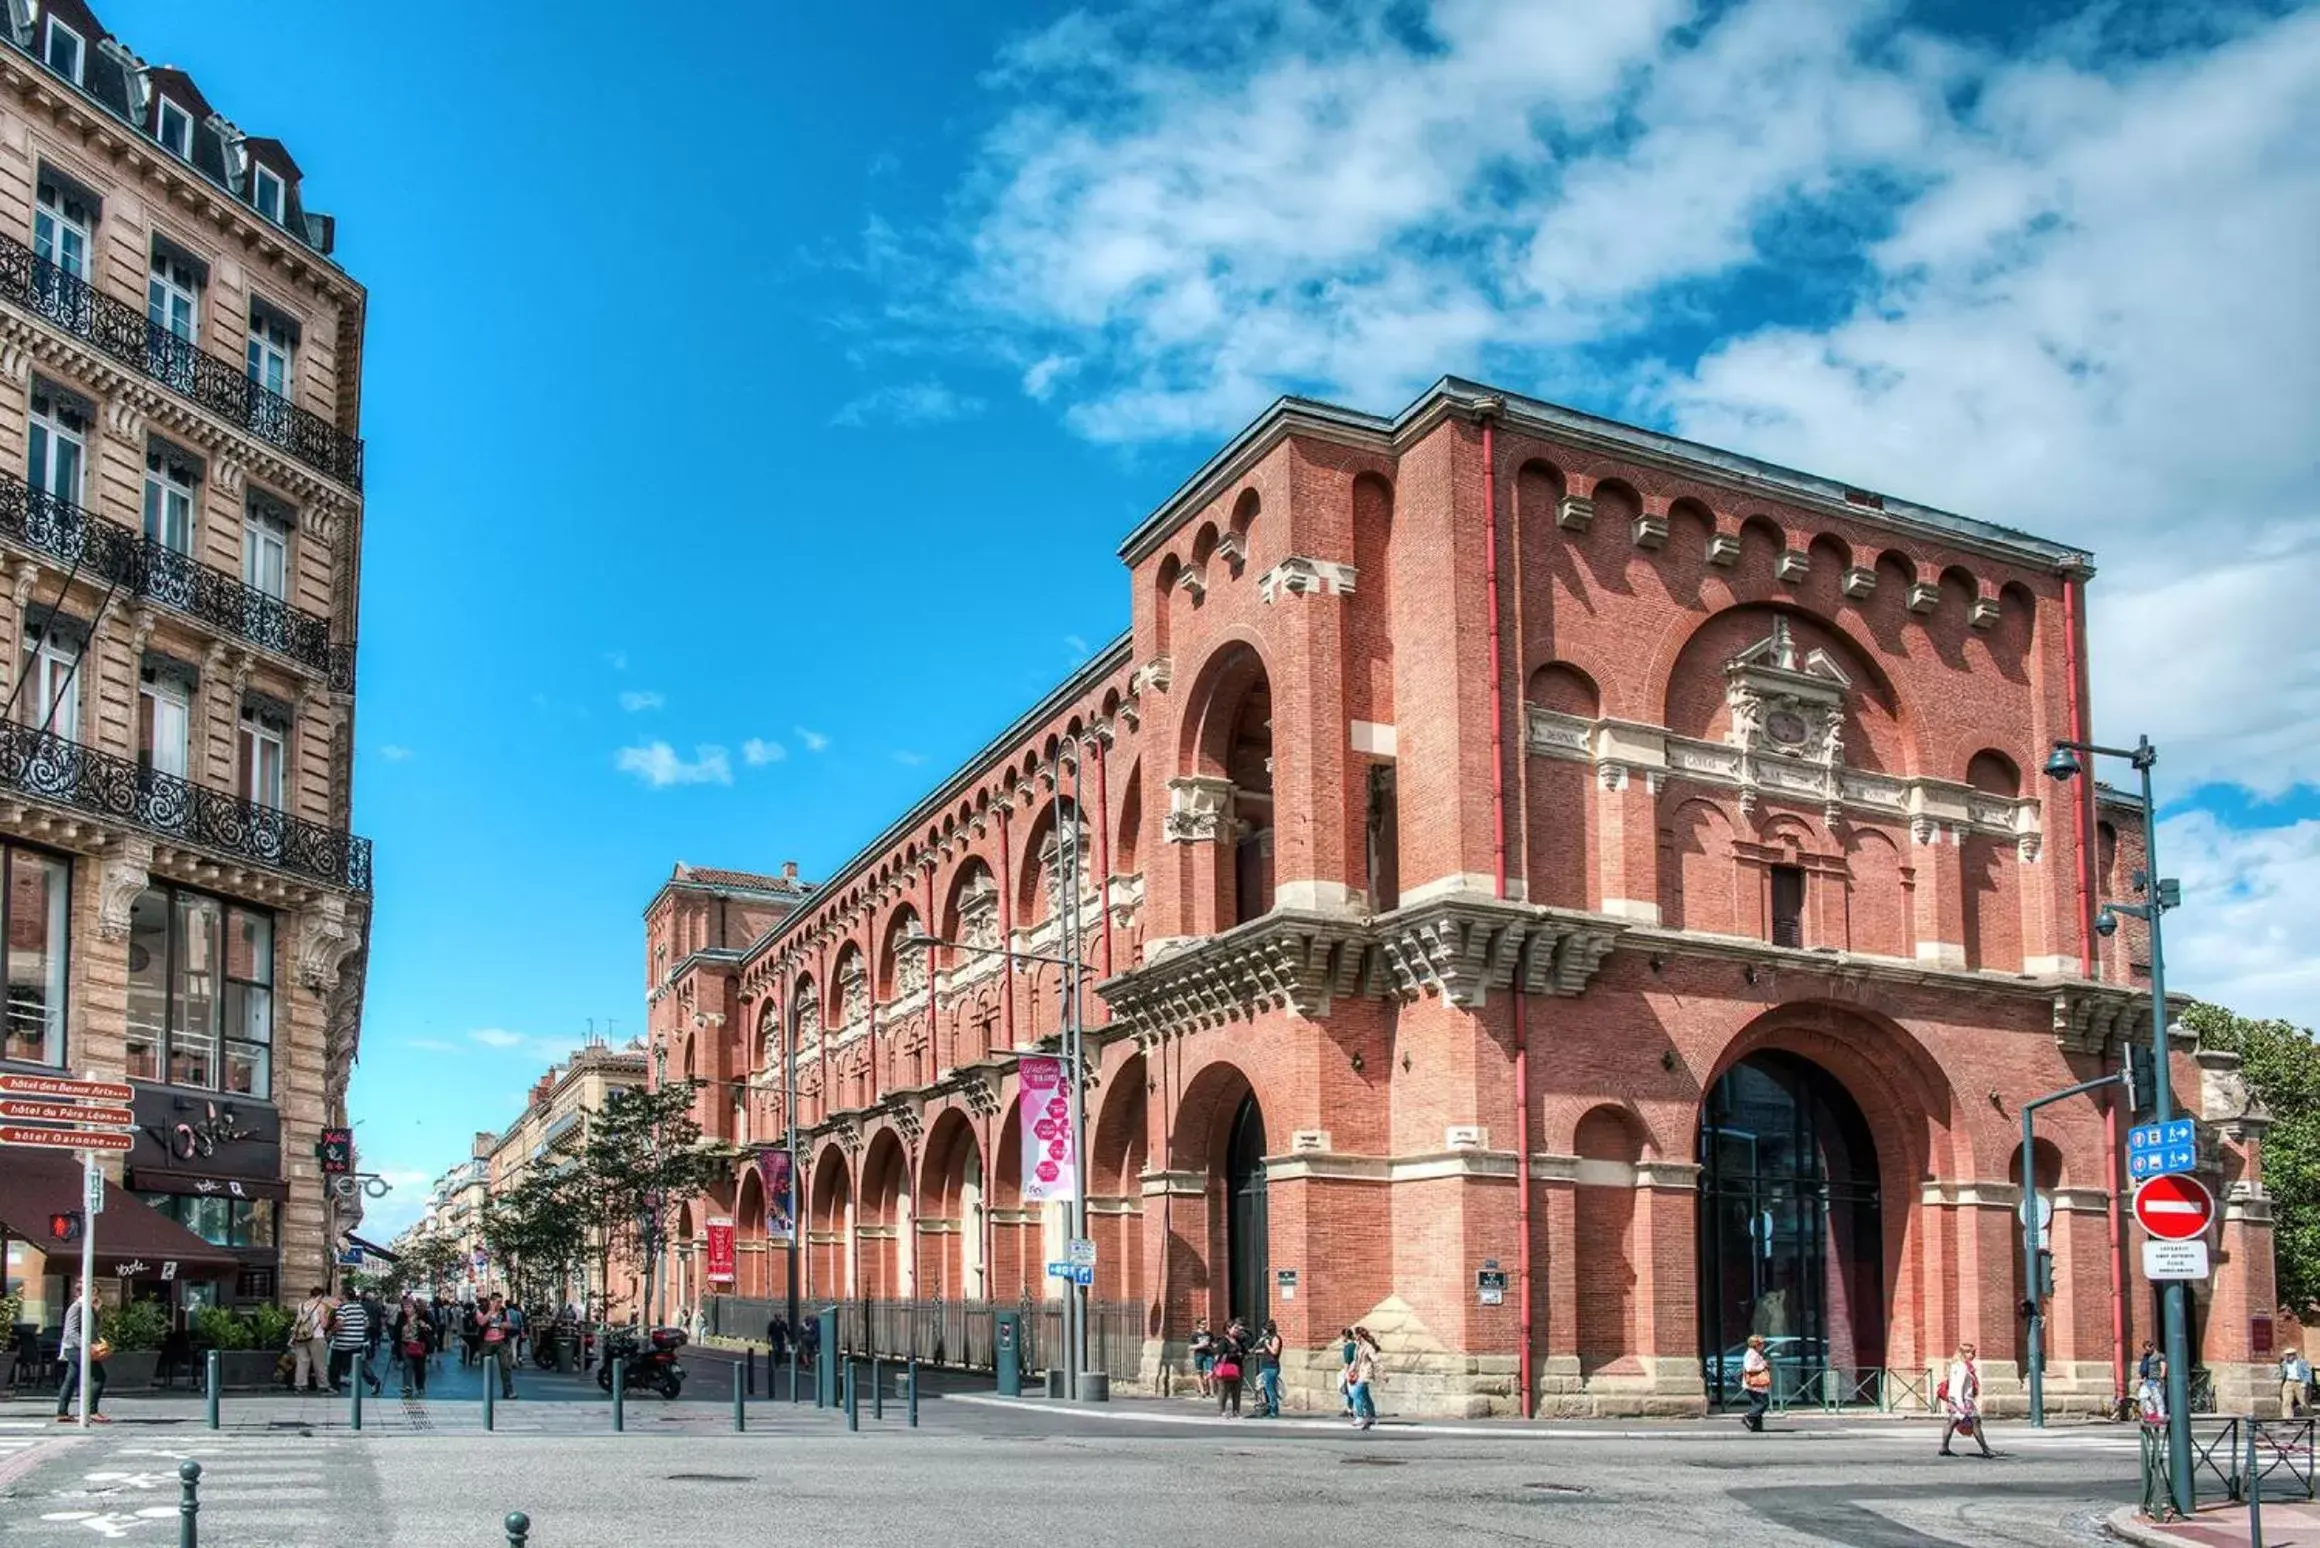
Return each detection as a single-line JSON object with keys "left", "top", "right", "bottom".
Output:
{"left": 1939, "top": 1341, "right": 1993, "bottom": 1457}
{"left": 290, "top": 1286, "right": 332, "bottom": 1392}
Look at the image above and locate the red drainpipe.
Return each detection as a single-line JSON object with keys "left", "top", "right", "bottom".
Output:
{"left": 2065, "top": 567, "right": 2128, "bottom": 1408}
{"left": 1479, "top": 404, "right": 1534, "bottom": 1418}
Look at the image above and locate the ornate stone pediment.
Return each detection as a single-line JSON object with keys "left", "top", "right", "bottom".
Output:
{"left": 1164, "top": 774, "right": 1236, "bottom": 844}
{"left": 1725, "top": 616, "right": 1850, "bottom": 764}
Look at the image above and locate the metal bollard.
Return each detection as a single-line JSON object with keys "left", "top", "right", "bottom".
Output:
{"left": 732, "top": 1361, "right": 746, "bottom": 1432}
{"left": 746, "top": 1348, "right": 756, "bottom": 1398}
{"left": 350, "top": 1369, "right": 363, "bottom": 1432}
{"left": 814, "top": 1350, "right": 826, "bottom": 1410}
{"left": 789, "top": 1345, "right": 800, "bottom": 1404}
{"left": 177, "top": 1459, "right": 201, "bottom": 1548}
{"left": 484, "top": 1372, "right": 495, "bottom": 1432}
{"left": 612, "top": 1358, "right": 626, "bottom": 1432}
{"left": 505, "top": 1510, "right": 531, "bottom": 1548}
{"left": 908, "top": 1357, "right": 919, "bottom": 1429}
{"left": 2250, "top": 1422, "right": 2265, "bottom": 1548}
{"left": 845, "top": 1361, "right": 858, "bottom": 1431}
{"left": 873, "top": 1354, "right": 883, "bottom": 1421}
{"left": 205, "top": 1350, "right": 219, "bottom": 1431}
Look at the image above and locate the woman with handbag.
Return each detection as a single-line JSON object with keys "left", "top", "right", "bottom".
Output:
{"left": 1348, "top": 1326, "right": 1382, "bottom": 1430}
{"left": 53, "top": 1279, "right": 108, "bottom": 1424}
{"left": 1739, "top": 1334, "right": 1772, "bottom": 1432}
{"left": 1941, "top": 1341, "right": 1994, "bottom": 1457}
{"left": 391, "top": 1295, "right": 431, "bottom": 1398}
{"left": 1212, "top": 1321, "right": 1247, "bottom": 1418}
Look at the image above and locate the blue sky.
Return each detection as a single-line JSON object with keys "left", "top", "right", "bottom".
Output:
{"left": 97, "top": 1, "right": 2319, "bottom": 1236}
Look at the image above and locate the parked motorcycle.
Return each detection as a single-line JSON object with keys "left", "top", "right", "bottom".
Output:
{"left": 596, "top": 1326, "right": 687, "bottom": 1398}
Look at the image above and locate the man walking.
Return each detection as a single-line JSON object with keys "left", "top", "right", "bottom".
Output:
{"left": 2282, "top": 1348, "right": 2310, "bottom": 1418}
{"left": 53, "top": 1279, "right": 107, "bottom": 1425}
{"left": 291, "top": 1286, "right": 332, "bottom": 1392}
{"left": 328, "top": 1292, "right": 380, "bottom": 1395}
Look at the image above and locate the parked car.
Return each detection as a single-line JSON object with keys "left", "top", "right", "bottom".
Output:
{"left": 1703, "top": 1336, "right": 1826, "bottom": 1403}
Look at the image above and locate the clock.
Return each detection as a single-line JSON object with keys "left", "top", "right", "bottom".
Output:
{"left": 1765, "top": 709, "right": 1811, "bottom": 748}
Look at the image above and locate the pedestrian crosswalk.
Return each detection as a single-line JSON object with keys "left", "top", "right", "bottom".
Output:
{"left": 8, "top": 1430, "right": 365, "bottom": 1546}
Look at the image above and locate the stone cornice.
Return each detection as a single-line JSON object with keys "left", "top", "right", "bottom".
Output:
{"left": 1374, "top": 896, "right": 1624, "bottom": 1007}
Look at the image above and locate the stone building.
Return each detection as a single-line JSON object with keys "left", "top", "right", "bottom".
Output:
{"left": 0, "top": 0, "right": 370, "bottom": 1319}
{"left": 480, "top": 1039, "right": 648, "bottom": 1308}
{"left": 649, "top": 380, "right": 2270, "bottom": 1417}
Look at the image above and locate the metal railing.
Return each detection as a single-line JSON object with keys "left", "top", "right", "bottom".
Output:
{"left": 0, "top": 234, "right": 363, "bottom": 489}
{"left": 0, "top": 716, "right": 371, "bottom": 892}
{"left": 2139, "top": 1415, "right": 2317, "bottom": 1520}
{"left": 0, "top": 471, "right": 352, "bottom": 687}
{"left": 706, "top": 1295, "right": 1146, "bottom": 1381}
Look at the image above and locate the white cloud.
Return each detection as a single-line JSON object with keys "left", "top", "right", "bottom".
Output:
{"left": 468, "top": 1029, "right": 524, "bottom": 1049}
{"left": 603, "top": 651, "right": 629, "bottom": 672}
{"left": 377, "top": 744, "right": 413, "bottom": 762}
{"left": 405, "top": 1037, "right": 458, "bottom": 1053}
{"left": 742, "top": 737, "right": 788, "bottom": 766}
{"left": 2162, "top": 809, "right": 2320, "bottom": 1029}
{"left": 1063, "top": 634, "right": 1089, "bottom": 659}
{"left": 615, "top": 742, "right": 734, "bottom": 788}
{"left": 830, "top": 379, "right": 985, "bottom": 428}
{"left": 893, "top": 750, "right": 927, "bottom": 766}
{"left": 1023, "top": 353, "right": 1078, "bottom": 401}
{"left": 795, "top": 727, "right": 831, "bottom": 753}
{"left": 618, "top": 690, "right": 666, "bottom": 713}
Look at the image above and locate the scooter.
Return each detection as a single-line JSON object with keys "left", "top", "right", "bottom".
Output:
{"left": 596, "top": 1326, "right": 687, "bottom": 1398}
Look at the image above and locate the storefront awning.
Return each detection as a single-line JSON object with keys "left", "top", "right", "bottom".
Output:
{"left": 127, "top": 1167, "right": 290, "bottom": 1202}
{"left": 0, "top": 1148, "right": 239, "bottom": 1277}
{"left": 345, "top": 1232, "right": 399, "bottom": 1264}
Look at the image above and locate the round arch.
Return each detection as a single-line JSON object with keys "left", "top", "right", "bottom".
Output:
{"left": 918, "top": 1107, "right": 985, "bottom": 1302}
{"left": 860, "top": 1129, "right": 913, "bottom": 1298}
{"left": 807, "top": 1141, "right": 855, "bottom": 1301}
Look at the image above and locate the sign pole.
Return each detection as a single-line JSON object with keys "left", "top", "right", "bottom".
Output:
{"left": 2016, "top": 1072, "right": 2122, "bottom": 1428}
{"left": 77, "top": 1149, "right": 95, "bottom": 1429}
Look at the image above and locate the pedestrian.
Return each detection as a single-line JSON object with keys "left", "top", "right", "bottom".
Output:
{"left": 1190, "top": 1318, "right": 1217, "bottom": 1398}
{"left": 487, "top": 1295, "right": 520, "bottom": 1399}
{"left": 799, "top": 1314, "right": 820, "bottom": 1371}
{"left": 327, "top": 1292, "right": 380, "bottom": 1396}
{"left": 53, "top": 1278, "right": 108, "bottom": 1425}
{"left": 290, "top": 1285, "right": 332, "bottom": 1392}
{"left": 1213, "top": 1320, "right": 1246, "bottom": 1418}
{"left": 1253, "top": 1319, "right": 1284, "bottom": 1418}
{"left": 1339, "top": 1326, "right": 1357, "bottom": 1415}
{"left": 2137, "top": 1353, "right": 2169, "bottom": 1424}
{"left": 1739, "top": 1333, "right": 1772, "bottom": 1432}
{"left": 1940, "top": 1341, "right": 1993, "bottom": 1457}
{"left": 461, "top": 1300, "right": 485, "bottom": 1368}
{"left": 504, "top": 1300, "right": 528, "bottom": 1367}
{"left": 361, "top": 1290, "right": 385, "bottom": 1389}
{"left": 2282, "top": 1348, "right": 2309, "bottom": 1418}
{"left": 391, "top": 1295, "right": 431, "bottom": 1398}
{"left": 1347, "top": 1326, "right": 1382, "bottom": 1430}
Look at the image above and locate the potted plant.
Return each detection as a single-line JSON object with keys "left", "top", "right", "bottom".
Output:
{"left": 0, "top": 1291, "right": 21, "bottom": 1394}
{"left": 98, "top": 1297, "right": 170, "bottom": 1391}
{"left": 194, "top": 1304, "right": 282, "bottom": 1389}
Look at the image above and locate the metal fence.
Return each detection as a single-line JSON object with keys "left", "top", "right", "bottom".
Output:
{"left": 2140, "top": 1415, "right": 2318, "bottom": 1520}
{"left": 706, "top": 1295, "right": 1146, "bottom": 1381}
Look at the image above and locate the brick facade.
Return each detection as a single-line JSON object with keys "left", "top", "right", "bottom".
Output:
{"left": 648, "top": 380, "right": 2273, "bottom": 1418}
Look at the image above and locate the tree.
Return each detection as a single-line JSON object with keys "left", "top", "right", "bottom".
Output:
{"left": 396, "top": 1230, "right": 467, "bottom": 1297}
{"left": 481, "top": 1169, "right": 590, "bottom": 1308}
{"left": 2185, "top": 1002, "right": 2320, "bottom": 1307}
{"left": 576, "top": 1080, "right": 732, "bottom": 1321}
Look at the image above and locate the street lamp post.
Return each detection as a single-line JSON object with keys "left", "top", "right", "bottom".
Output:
{"left": 905, "top": 734, "right": 1098, "bottom": 1400}
{"left": 2044, "top": 733, "right": 2192, "bottom": 1517}
{"left": 786, "top": 994, "right": 800, "bottom": 1346}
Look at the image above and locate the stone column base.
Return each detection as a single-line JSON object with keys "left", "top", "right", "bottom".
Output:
{"left": 1537, "top": 1355, "right": 1709, "bottom": 1418}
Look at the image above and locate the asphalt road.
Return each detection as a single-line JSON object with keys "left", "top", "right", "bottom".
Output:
{"left": 0, "top": 1387, "right": 2142, "bottom": 1548}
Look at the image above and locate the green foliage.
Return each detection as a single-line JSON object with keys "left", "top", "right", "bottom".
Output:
{"left": 191, "top": 1305, "right": 254, "bottom": 1350}
{"left": 246, "top": 1301, "right": 294, "bottom": 1351}
{"left": 387, "top": 1230, "right": 466, "bottom": 1297}
{"left": 483, "top": 1169, "right": 591, "bottom": 1307}
{"left": 2187, "top": 1002, "right": 2320, "bottom": 1308}
{"left": 0, "top": 1291, "right": 21, "bottom": 1332}
{"left": 577, "top": 1081, "right": 731, "bottom": 1310}
{"left": 102, "top": 1296, "right": 170, "bottom": 1352}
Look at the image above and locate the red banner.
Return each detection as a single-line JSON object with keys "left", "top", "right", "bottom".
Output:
{"left": 705, "top": 1216, "right": 736, "bottom": 1284}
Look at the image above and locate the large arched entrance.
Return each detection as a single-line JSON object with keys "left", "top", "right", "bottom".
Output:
{"left": 1225, "top": 1093, "right": 1268, "bottom": 1326}
{"left": 1697, "top": 1051, "right": 1885, "bottom": 1406}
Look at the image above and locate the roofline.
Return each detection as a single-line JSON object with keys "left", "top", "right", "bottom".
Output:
{"left": 1118, "top": 377, "right": 2094, "bottom": 576}
{"left": 643, "top": 874, "right": 813, "bottom": 921}
{"left": 735, "top": 632, "right": 1135, "bottom": 975}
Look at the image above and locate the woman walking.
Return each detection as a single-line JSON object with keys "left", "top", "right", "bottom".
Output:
{"left": 1739, "top": 1334, "right": 1772, "bottom": 1432}
{"left": 1941, "top": 1341, "right": 1994, "bottom": 1457}
{"left": 1213, "top": 1321, "right": 1247, "bottom": 1418}
{"left": 1339, "top": 1327, "right": 1358, "bottom": 1415}
{"left": 1347, "top": 1326, "right": 1382, "bottom": 1430}
{"left": 391, "top": 1295, "right": 431, "bottom": 1398}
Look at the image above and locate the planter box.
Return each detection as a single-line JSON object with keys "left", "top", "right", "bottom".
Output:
{"left": 216, "top": 1350, "right": 285, "bottom": 1390}
{"left": 101, "top": 1351, "right": 160, "bottom": 1391}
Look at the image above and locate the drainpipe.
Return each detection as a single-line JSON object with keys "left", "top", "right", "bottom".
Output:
{"left": 2064, "top": 564, "right": 2128, "bottom": 1410}
{"left": 1477, "top": 400, "right": 1534, "bottom": 1418}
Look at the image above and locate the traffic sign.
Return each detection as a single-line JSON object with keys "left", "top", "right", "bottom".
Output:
{"left": 0, "top": 1099, "right": 133, "bottom": 1127}
{"left": 2133, "top": 1173, "right": 2216, "bottom": 1241}
{"left": 0, "top": 1125, "right": 132, "bottom": 1152}
{"left": 2143, "top": 1240, "right": 2211, "bottom": 1280}
{"left": 2018, "top": 1192, "right": 2054, "bottom": 1232}
{"left": 0, "top": 1073, "right": 132, "bottom": 1103}
{"left": 2128, "top": 1119, "right": 2198, "bottom": 1181}
{"left": 84, "top": 1161, "right": 104, "bottom": 1215}
{"left": 1067, "top": 1237, "right": 1097, "bottom": 1269}
{"left": 1045, "top": 1261, "right": 1093, "bottom": 1285}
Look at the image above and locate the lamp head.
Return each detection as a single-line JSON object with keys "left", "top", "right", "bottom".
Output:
{"left": 901, "top": 932, "right": 939, "bottom": 952}
{"left": 2043, "top": 744, "right": 2083, "bottom": 782}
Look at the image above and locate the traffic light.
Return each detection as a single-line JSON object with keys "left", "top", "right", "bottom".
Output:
{"left": 48, "top": 1210, "right": 82, "bottom": 1242}
{"left": 2126, "top": 1041, "right": 2158, "bottom": 1120}
{"left": 2037, "top": 1250, "right": 2055, "bottom": 1300}
{"left": 317, "top": 1127, "right": 353, "bottom": 1175}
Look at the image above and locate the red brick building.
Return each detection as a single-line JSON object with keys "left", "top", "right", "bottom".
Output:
{"left": 645, "top": 380, "right": 2273, "bottom": 1417}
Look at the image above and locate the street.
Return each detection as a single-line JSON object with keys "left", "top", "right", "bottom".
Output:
{"left": 0, "top": 1368, "right": 2145, "bottom": 1547}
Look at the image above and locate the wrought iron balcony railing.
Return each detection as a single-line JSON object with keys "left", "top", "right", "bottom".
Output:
{"left": 0, "top": 234, "right": 364, "bottom": 490}
{"left": 0, "top": 470, "right": 353, "bottom": 690}
{"left": 0, "top": 717, "right": 371, "bottom": 892}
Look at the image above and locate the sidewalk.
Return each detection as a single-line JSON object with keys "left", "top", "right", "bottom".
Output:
{"left": 2110, "top": 1500, "right": 2320, "bottom": 1545}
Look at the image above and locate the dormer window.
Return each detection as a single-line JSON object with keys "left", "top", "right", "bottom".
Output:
{"left": 251, "top": 165, "right": 284, "bottom": 223}
{"left": 44, "top": 19, "right": 84, "bottom": 85}
{"left": 156, "top": 98, "right": 193, "bottom": 160}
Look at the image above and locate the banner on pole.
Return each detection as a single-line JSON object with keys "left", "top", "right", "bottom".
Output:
{"left": 705, "top": 1217, "right": 737, "bottom": 1283}
{"left": 757, "top": 1148, "right": 795, "bottom": 1242}
{"left": 1019, "top": 1055, "right": 1076, "bottom": 1203}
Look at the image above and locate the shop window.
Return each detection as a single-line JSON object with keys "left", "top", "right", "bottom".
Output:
{"left": 124, "top": 883, "right": 275, "bottom": 1097}
{"left": 0, "top": 848, "right": 70, "bottom": 1066}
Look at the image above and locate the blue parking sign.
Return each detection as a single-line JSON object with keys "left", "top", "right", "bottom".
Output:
{"left": 2128, "top": 1119, "right": 2198, "bottom": 1179}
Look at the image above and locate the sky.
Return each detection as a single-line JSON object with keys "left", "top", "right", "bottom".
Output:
{"left": 97, "top": 0, "right": 2320, "bottom": 1239}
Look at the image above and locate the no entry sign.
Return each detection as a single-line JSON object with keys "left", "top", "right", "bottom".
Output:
{"left": 2134, "top": 1173, "right": 2216, "bottom": 1241}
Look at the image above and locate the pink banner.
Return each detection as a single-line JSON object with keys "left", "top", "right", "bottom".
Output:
{"left": 1018, "top": 1056, "right": 1076, "bottom": 1203}
{"left": 705, "top": 1217, "right": 736, "bottom": 1283}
